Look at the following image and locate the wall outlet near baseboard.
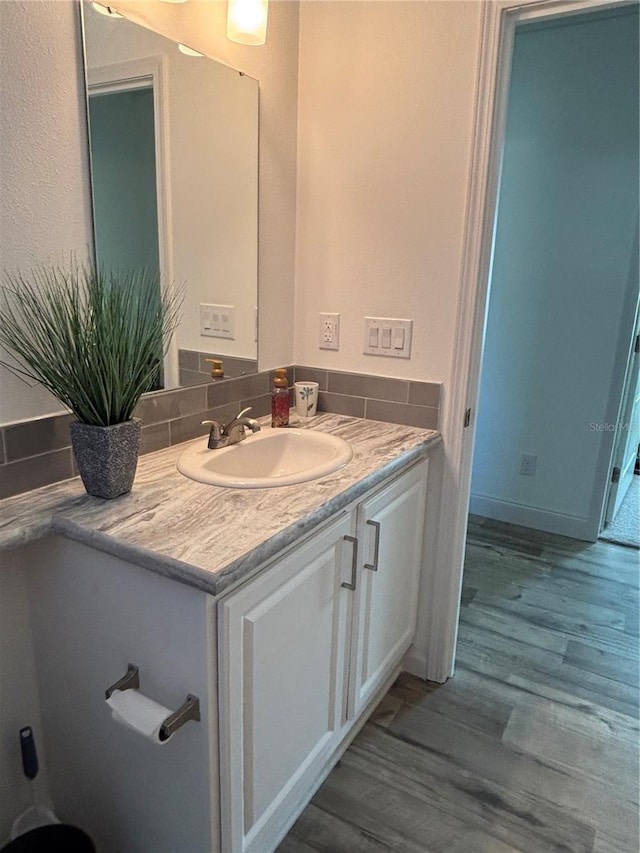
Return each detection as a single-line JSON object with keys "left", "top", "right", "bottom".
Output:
{"left": 519, "top": 453, "right": 537, "bottom": 476}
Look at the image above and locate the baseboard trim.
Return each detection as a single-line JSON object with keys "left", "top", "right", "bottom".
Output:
{"left": 402, "top": 647, "right": 429, "bottom": 681}
{"left": 469, "top": 494, "right": 593, "bottom": 541}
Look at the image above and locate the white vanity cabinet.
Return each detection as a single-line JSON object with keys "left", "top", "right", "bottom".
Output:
{"left": 3, "top": 450, "right": 432, "bottom": 853}
{"left": 218, "top": 459, "right": 429, "bottom": 853}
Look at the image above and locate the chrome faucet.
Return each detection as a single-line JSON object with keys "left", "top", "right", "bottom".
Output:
{"left": 202, "top": 407, "right": 261, "bottom": 450}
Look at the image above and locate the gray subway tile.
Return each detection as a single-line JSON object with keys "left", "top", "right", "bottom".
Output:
{"left": 135, "top": 385, "right": 207, "bottom": 426}
{"left": 4, "top": 413, "right": 74, "bottom": 462}
{"left": 169, "top": 403, "right": 238, "bottom": 446}
{"left": 224, "top": 357, "right": 258, "bottom": 378}
{"left": 207, "top": 372, "right": 269, "bottom": 408}
{"left": 199, "top": 353, "right": 258, "bottom": 378}
{"left": 0, "top": 448, "right": 74, "bottom": 500}
{"left": 365, "top": 399, "right": 438, "bottom": 430}
{"left": 140, "top": 422, "right": 171, "bottom": 456}
{"left": 318, "top": 392, "right": 366, "bottom": 418}
{"left": 408, "top": 381, "right": 442, "bottom": 409}
{"left": 328, "top": 371, "right": 408, "bottom": 403}
{"left": 240, "top": 393, "right": 272, "bottom": 418}
{"left": 178, "top": 349, "right": 200, "bottom": 371}
{"left": 179, "top": 369, "right": 210, "bottom": 388}
{"left": 293, "top": 366, "right": 329, "bottom": 390}
{"left": 0, "top": 431, "right": 5, "bottom": 465}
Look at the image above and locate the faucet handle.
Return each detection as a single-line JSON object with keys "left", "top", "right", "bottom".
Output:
{"left": 234, "top": 407, "right": 253, "bottom": 420}
{"left": 202, "top": 419, "right": 223, "bottom": 440}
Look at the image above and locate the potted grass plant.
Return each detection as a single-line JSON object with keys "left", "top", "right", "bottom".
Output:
{"left": 0, "top": 261, "right": 182, "bottom": 499}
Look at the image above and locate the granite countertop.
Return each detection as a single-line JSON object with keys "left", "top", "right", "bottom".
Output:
{"left": 0, "top": 415, "right": 441, "bottom": 597}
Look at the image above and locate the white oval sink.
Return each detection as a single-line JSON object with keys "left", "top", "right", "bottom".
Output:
{"left": 177, "top": 428, "right": 353, "bottom": 488}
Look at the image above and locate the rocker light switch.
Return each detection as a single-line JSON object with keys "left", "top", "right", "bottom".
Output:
{"left": 200, "top": 304, "right": 236, "bottom": 339}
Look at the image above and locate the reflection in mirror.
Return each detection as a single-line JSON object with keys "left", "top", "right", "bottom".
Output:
{"left": 82, "top": 1, "right": 259, "bottom": 389}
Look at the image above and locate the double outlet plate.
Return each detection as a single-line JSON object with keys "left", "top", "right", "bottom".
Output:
{"left": 319, "top": 314, "right": 413, "bottom": 358}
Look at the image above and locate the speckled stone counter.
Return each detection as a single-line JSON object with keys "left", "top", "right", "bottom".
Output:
{"left": 0, "top": 415, "right": 440, "bottom": 597}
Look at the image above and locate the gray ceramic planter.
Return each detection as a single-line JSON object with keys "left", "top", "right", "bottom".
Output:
{"left": 70, "top": 419, "right": 142, "bottom": 499}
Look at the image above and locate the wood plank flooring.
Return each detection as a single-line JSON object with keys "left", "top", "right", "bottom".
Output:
{"left": 279, "top": 517, "right": 639, "bottom": 853}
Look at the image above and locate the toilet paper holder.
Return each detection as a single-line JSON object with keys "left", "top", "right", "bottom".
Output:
{"left": 105, "top": 663, "right": 201, "bottom": 742}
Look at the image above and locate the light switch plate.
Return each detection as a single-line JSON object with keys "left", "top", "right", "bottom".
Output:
{"left": 200, "top": 303, "right": 235, "bottom": 339}
{"left": 363, "top": 317, "right": 412, "bottom": 358}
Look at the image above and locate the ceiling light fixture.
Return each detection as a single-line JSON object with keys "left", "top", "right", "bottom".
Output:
{"left": 178, "top": 43, "right": 204, "bottom": 57}
{"left": 227, "top": 0, "right": 268, "bottom": 46}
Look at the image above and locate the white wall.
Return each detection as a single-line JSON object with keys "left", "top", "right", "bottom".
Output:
{"left": 0, "top": 1, "right": 93, "bottom": 424}
{"left": 470, "top": 9, "right": 639, "bottom": 536}
{"left": 84, "top": 9, "right": 259, "bottom": 362}
{"left": 294, "top": 1, "right": 483, "bottom": 382}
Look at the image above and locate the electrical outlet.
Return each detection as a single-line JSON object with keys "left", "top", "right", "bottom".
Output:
{"left": 519, "top": 453, "right": 537, "bottom": 476}
{"left": 319, "top": 313, "right": 340, "bottom": 350}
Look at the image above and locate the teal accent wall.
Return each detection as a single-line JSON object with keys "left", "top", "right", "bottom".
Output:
{"left": 88, "top": 87, "right": 160, "bottom": 275}
{"left": 471, "top": 7, "right": 639, "bottom": 533}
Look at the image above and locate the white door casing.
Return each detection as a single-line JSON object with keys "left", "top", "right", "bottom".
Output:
{"left": 86, "top": 56, "right": 177, "bottom": 388}
{"left": 428, "top": 0, "right": 636, "bottom": 682}
{"left": 604, "top": 293, "right": 640, "bottom": 526}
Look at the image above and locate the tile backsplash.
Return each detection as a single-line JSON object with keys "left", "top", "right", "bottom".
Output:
{"left": 178, "top": 349, "right": 258, "bottom": 386}
{"left": 0, "top": 367, "right": 441, "bottom": 500}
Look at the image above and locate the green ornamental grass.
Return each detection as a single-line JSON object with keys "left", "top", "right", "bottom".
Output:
{"left": 0, "top": 262, "right": 183, "bottom": 426}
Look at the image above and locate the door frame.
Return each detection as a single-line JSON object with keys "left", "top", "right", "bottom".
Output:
{"left": 603, "top": 286, "right": 640, "bottom": 526}
{"left": 86, "top": 56, "right": 178, "bottom": 389}
{"left": 425, "top": 0, "right": 637, "bottom": 683}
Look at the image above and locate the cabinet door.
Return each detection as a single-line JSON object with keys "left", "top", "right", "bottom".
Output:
{"left": 218, "top": 512, "right": 355, "bottom": 853}
{"left": 348, "top": 460, "right": 428, "bottom": 718}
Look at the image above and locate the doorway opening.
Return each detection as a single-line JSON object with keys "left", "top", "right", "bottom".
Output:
{"left": 468, "top": 5, "right": 639, "bottom": 545}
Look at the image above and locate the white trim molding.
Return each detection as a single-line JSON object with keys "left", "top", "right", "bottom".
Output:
{"left": 87, "top": 56, "right": 177, "bottom": 389}
{"left": 468, "top": 495, "right": 591, "bottom": 541}
{"left": 424, "top": 0, "right": 635, "bottom": 683}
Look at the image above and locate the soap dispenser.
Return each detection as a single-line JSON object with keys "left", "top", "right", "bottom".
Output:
{"left": 271, "top": 368, "right": 290, "bottom": 427}
{"left": 205, "top": 359, "right": 224, "bottom": 381}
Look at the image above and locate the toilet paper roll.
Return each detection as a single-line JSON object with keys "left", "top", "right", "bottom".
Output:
{"left": 106, "top": 689, "right": 172, "bottom": 744}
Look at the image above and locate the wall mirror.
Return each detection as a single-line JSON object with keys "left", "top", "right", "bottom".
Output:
{"left": 82, "top": 2, "right": 259, "bottom": 390}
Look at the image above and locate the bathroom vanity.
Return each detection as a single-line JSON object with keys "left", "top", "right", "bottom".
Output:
{"left": 0, "top": 415, "right": 440, "bottom": 852}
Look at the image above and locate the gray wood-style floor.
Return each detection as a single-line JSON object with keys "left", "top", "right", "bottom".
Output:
{"left": 280, "top": 516, "right": 640, "bottom": 853}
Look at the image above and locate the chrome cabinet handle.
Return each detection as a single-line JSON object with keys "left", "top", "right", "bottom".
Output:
{"left": 341, "top": 535, "right": 358, "bottom": 590}
{"left": 364, "top": 520, "right": 381, "bottom": 572}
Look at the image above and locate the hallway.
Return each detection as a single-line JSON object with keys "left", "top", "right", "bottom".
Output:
{"left": 280, "top": 519, "right": 639, "bottom": 852}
